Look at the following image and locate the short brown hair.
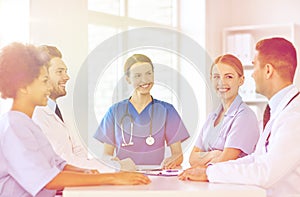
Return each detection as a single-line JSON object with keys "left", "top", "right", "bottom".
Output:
{"left": 255, "top": 37, "right": 297, "bottom": 82}
{"left": 124, "top": 54, "right": 154, "bottom": 76}
{"left": 211, "top": 54, "right": 244, "bottom": 76}
{"left": 39, "top": 45, "right": 62, "bottom": 59}
{"left": 0, "top": 42, "right": 50, "bottom": 99}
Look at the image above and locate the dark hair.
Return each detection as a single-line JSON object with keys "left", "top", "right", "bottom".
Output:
{"left": 124, "top": 54, "right": 154, "bottom": 76}
{"left": 39, "top": 45, "right": 62, "bottom": 58}
{"left": 0, "top": 42, "right": 50, "bottom": 99}
{"left": 211, "top": 54, "right": 244, "bottom": 76}
{"left": 255, "top": 37, "right": 297, "bottom": 82}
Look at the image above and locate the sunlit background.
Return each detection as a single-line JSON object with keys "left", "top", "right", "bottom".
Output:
{"left": 0, "top": 0, "right": 207, "bottom": 166}
{"left": 2, "top": 0, "right": 300, "bottom": 166}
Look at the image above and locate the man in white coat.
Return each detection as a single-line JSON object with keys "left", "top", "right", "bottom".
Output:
{"left": 33, "top": 46, "right": 111, "bottom": 172}
{"left": 179, "top": 37, "right": 300, "bottom": 197}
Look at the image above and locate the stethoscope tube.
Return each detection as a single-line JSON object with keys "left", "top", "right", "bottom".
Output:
{"left": 120, "top": 97, "right": 154, "bottom": 147}
{"left": 120, "top": 102, "right": 134, "bottom": 146}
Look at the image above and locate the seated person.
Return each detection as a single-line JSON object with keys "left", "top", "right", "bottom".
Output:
{"left": 189, "top": 54, "right": 260, "bottom": 167}
{"left": 94, "top": 54, "right": 190, "bottom": 171}
{"left": 33, "top": 45, "right": 111, "bottom": 172}
{"left": 0, "top": 43, "right": 150, "bottom": 197}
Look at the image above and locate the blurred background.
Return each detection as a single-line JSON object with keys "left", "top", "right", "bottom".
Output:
{"left": 1, "top": 0, "right": 300, "bottom": 165}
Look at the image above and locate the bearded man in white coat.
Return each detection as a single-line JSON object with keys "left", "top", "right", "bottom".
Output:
{"left": 33, "top": 46, "right": 111, "bottom": 172}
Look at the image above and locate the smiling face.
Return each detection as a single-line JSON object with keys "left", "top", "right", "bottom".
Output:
{"left": 26, "top": 66, "right": 51, "bottom": 107}
{"left": 126, "top": 62, "right": 154, "bottom": 95}
{"left": 48, "top": 57, "right": 70, "bottom": 101}
{"left": 211, "top": 63, "right": 244, "bottom": 103}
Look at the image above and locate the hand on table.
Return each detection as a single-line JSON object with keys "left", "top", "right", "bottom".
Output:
{"left": 178, "top": 166, "right": 208, "bottom": 182}
{"left": 161, "top": 156, "right": 182, "bottom": 169}
{"left": 112, "top": 172, "right": 151, "bottom": 185}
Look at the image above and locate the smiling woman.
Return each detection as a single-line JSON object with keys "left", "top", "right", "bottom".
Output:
{"left": 94, "top": 54, "right": 190, "bottom": 171}
{"left": 0, "top": 43, "right": 150, "bottom": 197}
{"left": 189, "top": 54, "right": 260, "bottom": 167}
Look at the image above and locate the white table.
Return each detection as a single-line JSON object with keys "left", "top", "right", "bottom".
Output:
{"left": 62, "top": 176, "right": 266, "bottom": 197}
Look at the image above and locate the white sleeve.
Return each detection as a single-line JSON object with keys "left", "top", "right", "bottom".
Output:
{"left": 66, "top": 122, "right": 88, "bottom": 158}
{"left": 207, "top": 109, "right": 300, "bottom": 188}
{"left": 2, "top": 126, "right": 61, "bottom": 196}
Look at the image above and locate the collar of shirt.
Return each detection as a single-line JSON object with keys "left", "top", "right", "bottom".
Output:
{"left": 47, "top": 98, "right": 57, "bottom": 113}
{"left": 213, "top": 94, "right": 243, "bottom": 119}
{"left": 268, "top": 84, "right": 295, "bottom": 118}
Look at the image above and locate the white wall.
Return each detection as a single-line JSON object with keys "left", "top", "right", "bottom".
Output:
{"left": 28, "top": 1, "right": 208, "bottom": 162}
{"left": 206, "top": 0, "right": 300, "bottom": 58}
{"left": 206, "top": 0, "right": 300, "bottom": 114}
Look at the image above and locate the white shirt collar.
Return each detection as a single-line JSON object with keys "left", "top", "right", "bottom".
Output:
{"left": 47, "top": 98, "right": 57, "bottom": 112}
{"left": 269, "top": 84, "right": 295, "bottom": 115}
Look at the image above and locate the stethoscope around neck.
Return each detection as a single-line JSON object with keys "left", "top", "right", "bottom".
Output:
{"left": 120, "top": 97, "right": 155, "bottom": 147}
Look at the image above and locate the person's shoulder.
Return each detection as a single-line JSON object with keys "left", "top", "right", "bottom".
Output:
{"left": 284, "top": 94, "right": 300, "bottom": 113}
{"left": 32, "top": 106, "right": 53, "bottom": 123}
{"left": 107, "top": 99, "right": 128, "bottom": 112}
{"left": 0, "top": 112, "right": 10, "bottom": 131}
{"left": 7, "top": 111, "right": 30, "bottom": 122}
{"left": 113, "top": 99, "right": 127, "bottom": 107}
{"left": 0, "top": 111, "right": 32, "bottom": 134}
{"left": 33, "top": 105, "right": 51, "bottom": 115}
{"left": 237, "top": 102, "right": 257, "bottom": 117}
{"left": 153, "top": 99, "right": 175, "bottom": 109}
{"left": 274, "top": 95, "right": 300, "bottom": 129}
{"left": 230, "top": 95, "right": 253, "bottom": 114}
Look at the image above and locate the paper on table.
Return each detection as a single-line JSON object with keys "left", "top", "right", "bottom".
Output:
{"left": 137, "top": 169, "right": 183, "bottom": 176}
{"left": 136, "top": 165, "right": 161, "bottom": 171}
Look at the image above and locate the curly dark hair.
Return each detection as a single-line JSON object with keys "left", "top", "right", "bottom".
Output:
{"left": 0, "top": 42, "right": 50, "bottom": 99}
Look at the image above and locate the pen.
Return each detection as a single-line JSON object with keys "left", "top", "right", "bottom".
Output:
{"left": 165, "top": 169, "right": 179, "bottom": 172}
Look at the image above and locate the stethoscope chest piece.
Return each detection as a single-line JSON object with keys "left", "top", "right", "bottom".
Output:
{"left": 121, "top": 97, "right": 156, "bottom": 147}
{"left": 146, "top": 136, "right": 155, "bottom": 146}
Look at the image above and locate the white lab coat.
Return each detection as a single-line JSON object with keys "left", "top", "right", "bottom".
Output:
{"left": 206, "top": 85, "right": 300, "bottom": 197}
{"left": 32, "top": 102, "right": 113, "bottom": 172}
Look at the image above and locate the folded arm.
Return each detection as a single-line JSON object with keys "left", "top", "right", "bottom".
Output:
{"left": 189, "top": 146, "right": 241, "bottom": 167}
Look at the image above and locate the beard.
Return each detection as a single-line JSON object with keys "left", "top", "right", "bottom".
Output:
{"left": 50, "top": 86, "right": 67, "bottom": 100}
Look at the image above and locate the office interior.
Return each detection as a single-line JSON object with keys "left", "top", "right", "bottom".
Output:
{"left": 1, "top": 0, "right": 300, "bottom": 166}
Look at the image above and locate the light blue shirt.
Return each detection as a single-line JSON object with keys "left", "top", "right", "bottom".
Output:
{"left": 0, "top": 111, "right": 66, "bottom": 197}
{"left": 47, "top": 98, "right": 57, "bottom": 112}
{"left": 195, "top": 95, "right": 260, "bottom": 157}
{"left": 94, "top": 98, "right": 190, "bottom": 165}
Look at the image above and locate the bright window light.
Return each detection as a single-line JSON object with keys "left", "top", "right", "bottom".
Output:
{"left": 0, "top": 0, "right": 29, "bottom": 115}
{"left": 0, "top": 0, "right": 29, "bottom": 47}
